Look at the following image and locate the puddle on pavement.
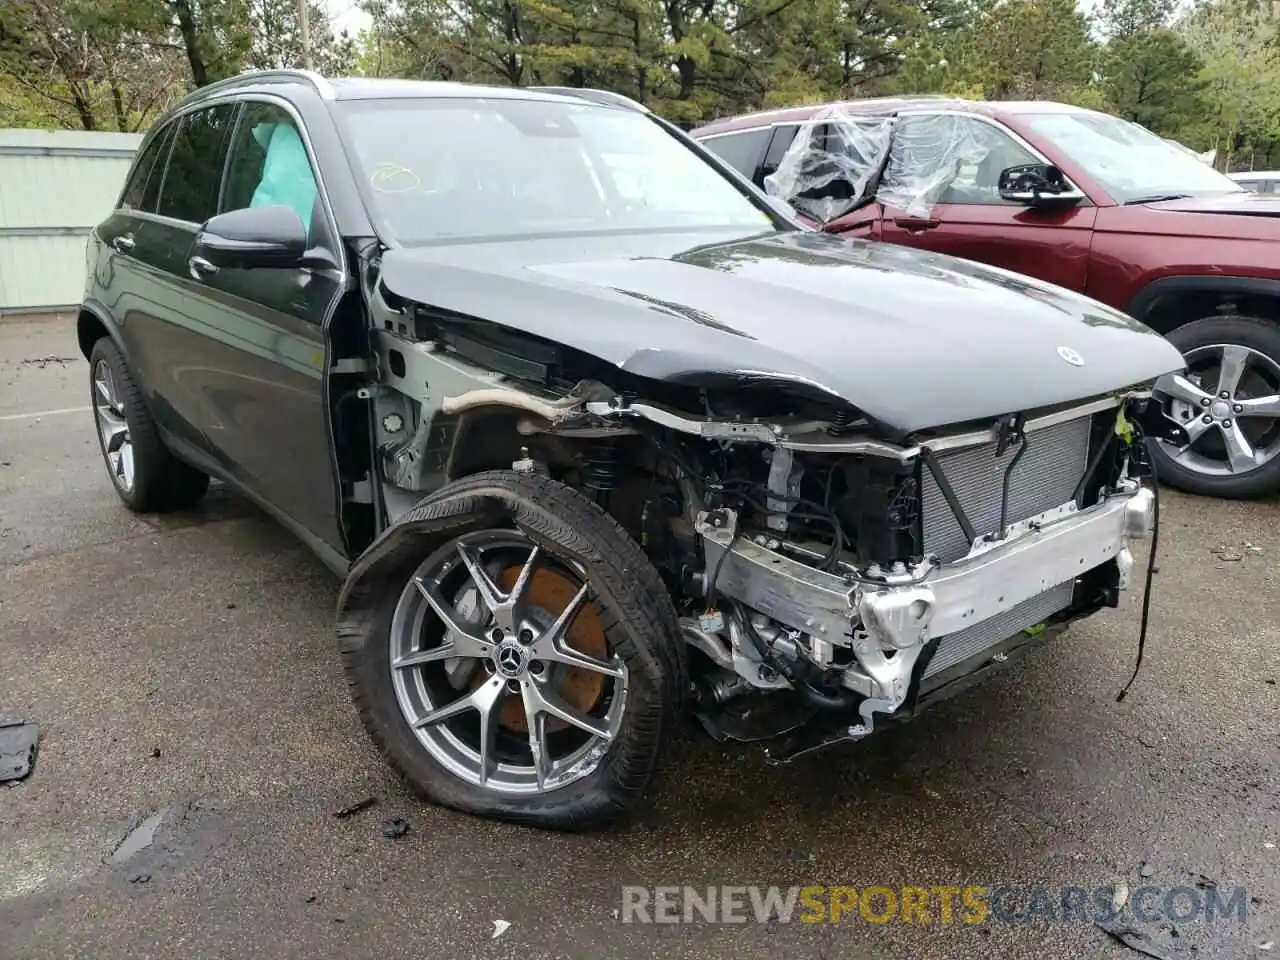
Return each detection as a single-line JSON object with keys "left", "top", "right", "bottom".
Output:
{"left": 107, "top": 807, "right": 169, "bottom": 865}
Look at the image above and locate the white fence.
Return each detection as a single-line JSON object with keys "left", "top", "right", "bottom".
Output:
{"left": 0, "top": 129, "right": 142, "bottom": 314}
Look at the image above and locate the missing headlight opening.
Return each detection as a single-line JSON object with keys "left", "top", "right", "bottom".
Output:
{"left": 362, "top": 300, "right": 1166, "bottom": 765}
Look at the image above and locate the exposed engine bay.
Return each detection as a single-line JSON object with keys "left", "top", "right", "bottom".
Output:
{"left": 351, "top": 279, "right": 1176, "bottom": 761}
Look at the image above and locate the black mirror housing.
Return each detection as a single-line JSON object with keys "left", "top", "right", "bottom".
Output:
{"left": 998, "top": 163, "right": 1084, "bottom": 211}
{"left": 195, "top": 205, "right": 308, "bottom": 269}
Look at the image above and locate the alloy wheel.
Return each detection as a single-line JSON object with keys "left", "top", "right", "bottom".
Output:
{"left": 93, "top": 358, "right": 135, "bottom": 493}
{"left": 389, "top": 530, "right": 629, "bottom": 795}
{"left": 1155, "top": 342, "right": 1280, "bottom": 477}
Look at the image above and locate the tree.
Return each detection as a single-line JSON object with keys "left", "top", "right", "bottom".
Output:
{"left": 1095, "top": 0, "right": 1175, "bottom": 40}
{"left": 1178, "top": 0, "right": 1280, "bottom": 167}
{"left": 948, "top": 0, "right": 1098, "bottom": 103}
{"left": 0, "top": 0, "right": 186, "bottom": 130}
{"left": 1098, "top": 27, "right": 1206, "bottom": 135}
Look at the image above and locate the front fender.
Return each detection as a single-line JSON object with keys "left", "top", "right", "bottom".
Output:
{"left": 336, "top": 486, "right": 502, "bottom": 617}
{"left": 1126, "top": 275, "right": 1280, "bottom": 332}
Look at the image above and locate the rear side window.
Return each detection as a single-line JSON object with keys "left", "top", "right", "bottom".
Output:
{"left": 702, "top": 128, "right": 772, "bottom": 180}
{"left": 758, "top": 125, "right": 799, "bottom": 186}
{"left": 157, "top": 103, "right": 239, "bottom": 223}
{"left": 119, "top": 123, "right": 174, "bottom": 212}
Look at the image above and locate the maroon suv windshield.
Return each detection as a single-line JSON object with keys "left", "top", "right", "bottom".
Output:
{"left": 1021, "top": 111, "right": 1241, "bottom": 204}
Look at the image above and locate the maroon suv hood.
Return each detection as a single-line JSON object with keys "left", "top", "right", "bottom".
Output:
{"left": 1097, "top": 190, "right": 1280, "bottom": 241}
{"left": 1146, "top": 191, "right": 1280, "bottom": 215}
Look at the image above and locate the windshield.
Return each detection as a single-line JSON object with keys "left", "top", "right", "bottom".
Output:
{"left": 337, "top": 98, "right": 775, "bottom": 245}
{"left": 1023, "top": 111, "right": 1241, "bottom": 204}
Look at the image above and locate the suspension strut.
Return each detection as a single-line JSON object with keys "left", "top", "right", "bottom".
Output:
{"left": 581, "top": 441, "right": 621, "bottom": 507}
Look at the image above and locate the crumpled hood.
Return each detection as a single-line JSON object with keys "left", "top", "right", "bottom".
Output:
{"left": 379, "top": 229, "right": 1184, "bottom": 433}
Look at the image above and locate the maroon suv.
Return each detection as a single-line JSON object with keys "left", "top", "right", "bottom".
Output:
{"left": 693, "top": 98, "right": 1280, "bottom": 499}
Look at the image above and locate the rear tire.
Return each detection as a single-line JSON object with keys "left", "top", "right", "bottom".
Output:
{"left": 338, "top": 470, "right": 687, "bottom": 831}
{"left": 1150, "top": 315, "right": 1280, "bottom": 499}
{"left": 89, "top": 337, "right": 209, "bottom": 512}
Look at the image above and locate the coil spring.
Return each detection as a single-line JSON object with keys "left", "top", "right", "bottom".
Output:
{"left": 582, "top": 442, "right": 621, "bottom": 492}
{"left": 829, "top": 408, "right": 854, "bottom": 435}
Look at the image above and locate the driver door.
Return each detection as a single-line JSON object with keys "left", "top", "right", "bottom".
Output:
{"left": 876, "top": 113, "right": 1096, "bottom": 293}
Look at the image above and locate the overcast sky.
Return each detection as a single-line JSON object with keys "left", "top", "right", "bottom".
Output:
{"left": 325, "top": 0, "right": 372, "bottom": 36}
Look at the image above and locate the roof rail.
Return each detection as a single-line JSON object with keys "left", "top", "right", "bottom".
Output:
{"left": 526, "top": 86, "right": 648, "bottom": 113}
{"left": 181, "top": 69, "right": 335, "bottom": 105}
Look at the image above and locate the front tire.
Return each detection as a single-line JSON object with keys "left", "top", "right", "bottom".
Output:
{"left": 1150, "top": 315, "right": 1280, "bottom": 499}
{"left": 338, "top": 471, "right": 687, "bottom": 831}
{"left": 89, "top": 337, "right": 209, "bottom": 512}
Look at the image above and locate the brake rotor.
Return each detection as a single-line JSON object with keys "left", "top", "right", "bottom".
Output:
{"left": 469, "top": 565, "right": 609, "bottom": 734}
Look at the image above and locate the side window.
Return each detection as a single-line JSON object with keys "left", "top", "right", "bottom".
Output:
{"left": 156, "top": 103, "right": 238, "bottom": 223}
{"left": 758, "top": 125, "right": 799, "bottom": 186}
{"left": 886, "top": 115, "right": 1039, "bottom": 207}
{"left": 119, "top": 123, "right": 174, "bottom": 212}
{"left": 222, "top": 102, "right": 323, "bottom": 246}
{"left": 702, "top": 128, "right": 772, "bottom": 180}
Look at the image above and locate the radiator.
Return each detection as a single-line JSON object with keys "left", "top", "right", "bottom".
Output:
{"left": 920, "top": 415, "right": 1092, "bottom": 564}
{"left": 922, "top": 580, "right": 1074, "bottom": 679}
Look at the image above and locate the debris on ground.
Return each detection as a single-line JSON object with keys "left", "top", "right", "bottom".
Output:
{"left": 491, "top": 919, "right": 510, "bottom": 939}
{"left": 0, "top": 719, "right": 39, "bottom": 782}
{"left": 785, "top": 850, "right": 814, "bottom": 862}
{"left": 1094, "top": 919, "right": 1176, "bottom": 960}
{"left": 381, "top": 817, "right": 409, "bottom": 839}
{"left": 1113, "top": 880, "right": 1131, "bottom": 913}
{"left": 129, "top": 873, "right": 150, "bottom": 884}
{"left": 1193, "top": 873, "right": 1217, "bottom": 890}
{"left": 18, "top": 356, "right": 76, "bottom": 368}
{"left": 1140, "top": 862, "right": 1155, "bottom": 879}
{"left": 305, "top": 895, "right": 317, "bottom": 904}
{"left": 333, "top": 797, "right": 377, "bottom": 820}
{"left": 1210, "top": 541, "right": 1265, "bottom": 563}
{"left": 1266, "top": 842, "right": 1276, "bottom": 850}
{"left": 149, "top": 747, "right": 161, "bottom": 759}
{"left": 1258, "top": 941, "right": 1273, "bottom": 951}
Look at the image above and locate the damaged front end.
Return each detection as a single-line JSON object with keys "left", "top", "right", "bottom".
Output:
{"left": 585, "top": 391, "right": 1172, "bottom": 762}
{"left": 348, "top": 279, "right": 1181, "bottom": 761}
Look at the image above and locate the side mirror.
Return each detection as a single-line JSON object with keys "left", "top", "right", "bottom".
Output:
{"left": 194, "top": 205, "right": 307, "bottom": 269}
{"left": 998, "top": 163, "right": 1085, "bottom": 211}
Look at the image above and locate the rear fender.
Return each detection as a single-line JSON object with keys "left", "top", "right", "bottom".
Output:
{"left": 77, "top": 300, "right": 130, "bottom": 366}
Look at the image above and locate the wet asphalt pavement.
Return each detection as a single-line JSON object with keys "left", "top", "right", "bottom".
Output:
{"left": 1, "top": 314, "right": 1277, "bottom": 960}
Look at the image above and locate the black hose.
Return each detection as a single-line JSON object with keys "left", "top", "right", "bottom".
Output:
{"left": 1116, "top": 435, "right": 1160, "bottom": 703}
{"left": 733, "top": 606, "right": 858, "bottom": 710}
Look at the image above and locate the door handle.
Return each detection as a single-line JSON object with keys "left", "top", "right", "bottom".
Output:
{"left": 893, "top": 217, "right": 941, "bottom": 233}
{"left": 188, "top": 256, "right": 219, "bottom": 280}
{"left": 110, "top": 234, "right": 135, "bottom": 253}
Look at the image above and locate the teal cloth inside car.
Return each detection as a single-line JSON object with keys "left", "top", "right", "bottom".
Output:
{"left": 250, "top": 122, "right": 316, "bottom": 241}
